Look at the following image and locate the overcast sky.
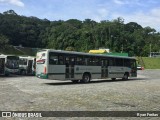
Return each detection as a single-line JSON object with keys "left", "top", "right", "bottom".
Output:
{"left": 0, "top": 0, "right": 160, "bottom": 31}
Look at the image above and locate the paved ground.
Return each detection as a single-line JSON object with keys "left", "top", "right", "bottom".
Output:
{"left": 0, "top": 70, "right": 160, "bottom": 119}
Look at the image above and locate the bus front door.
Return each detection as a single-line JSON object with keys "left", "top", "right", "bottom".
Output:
{"left": 65, "top": 57, "right": 75, "bottom": 79}
{"left": 0, "top": 58, "right": 5, "bottom": 75}
{"left": 101, "top": 59, "right": 108, "bottom": 78}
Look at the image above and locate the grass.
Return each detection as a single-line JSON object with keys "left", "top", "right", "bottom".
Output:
{"left": 142, "top": 57, "right": 160, "bottom": 69}
{"left": 0, "top": 45, "right": 23, "bottom": 55}
{"left": 0, "top": 45, "right": 38, "bottom": 56}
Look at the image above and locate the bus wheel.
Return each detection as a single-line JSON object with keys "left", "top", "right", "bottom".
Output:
{"left": 111, "top": 78, "right": 116, "bottom": 80}
{"left": 81, "top": 73, "right": 90, "bottom": 83}
{"left": 122, "top": 73, "right": 128, "bottom": 80}
{"left": 71, "top": 80, "right": 79, "bottom": 83}
{"left": 21, "top": 70, "right": 26, "bottom": 75}
{"left": 5, "top": 73, "right": 9, "bottom": 76}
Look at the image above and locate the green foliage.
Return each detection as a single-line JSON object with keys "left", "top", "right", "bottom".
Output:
{"left": 0, "top": 10, "right": 50, "bottom": 48}
{"left": 65, "top": 46, "right": 75, "bottom": 51}
{"left": 0, "top": 34, "right": 9, "bottom": 49}
{"left": 3, "top": 10, "right": 18, "bottom": 15}
{"left": 0, "top": 10, "right": 160, "bottom": 57}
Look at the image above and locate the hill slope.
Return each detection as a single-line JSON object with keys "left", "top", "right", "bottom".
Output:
{"left": 142, "top": 57, "right": 160, "bottom": 69}
{"left": 0, "top": 46, "right": 39, "bottom": 56}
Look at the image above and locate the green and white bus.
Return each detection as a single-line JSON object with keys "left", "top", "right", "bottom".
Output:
{"left": 0, "top": 54, "right": 19, "bottom": 76}
{"left": 19, "top": 56, "right": 36, "bottom": 75}
{"left": 36, "top": 49, "right": 137, "bottom": 83}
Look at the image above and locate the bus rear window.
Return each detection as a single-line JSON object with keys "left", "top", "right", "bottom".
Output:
{"left": 36, "top": 53, "right": 46, "bottom": 60}
{"left": 7, "top": 56, "right": 19, "bottom": 60}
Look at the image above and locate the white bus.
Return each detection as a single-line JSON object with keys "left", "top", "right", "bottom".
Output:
{"left": 0, "top": 54, "right": 19, "bottom": 76}
{"left": 19, "top": 56, "right": 36, "bottom": 75}
{"left": 36, "top": 49, "right": 137, "bottom": 83}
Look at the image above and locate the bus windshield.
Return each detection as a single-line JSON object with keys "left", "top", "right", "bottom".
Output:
{"left": 6, "top": 56, "right": 19, "bottom": 69}
{"left": 19, "top": 58, "right": 27, "bottom": 65}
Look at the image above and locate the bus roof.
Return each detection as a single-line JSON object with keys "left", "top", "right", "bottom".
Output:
{"left": 19, "top": 56, "right": 35, "bottom": 59}
{"left": 0, "top": 54, "right": 18, "bottom": 58}
{"left": 37, "top": 49, "right": 136, "bottom": 60}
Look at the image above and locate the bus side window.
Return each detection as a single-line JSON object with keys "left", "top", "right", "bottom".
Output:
{"left": 101, "top": 59, "right": 104, "bottom": 66}
{"left": 65, "top": 56, "right": 69, "bottom": 66}
{"left": 19, "top": 59, "right": 24, "bottom": 65}
{"left": 49, "top": 53, "right": 58, "bottom": 65}
{"left": 115, "top": 58, "right": 123, "bottom": 66}
{"left": 88, "top": 57, "right": 93, "bottom": 66}
{"left": 95, "top": 57, "right": 101, "bottom": 66}
{"left": 58, "top": 56, "right": 64, "bottom": 65}
{"left": 76, "top": 56, "right": 84, "bottom": 65}
{"left": 70, "top": 57, "right": 75, "bottom": 65}
{"left": 101, "top": 59, "right": 108, "bottom": 66}
{"left": 83, "top": 56, "right": 88, "bottom": 65}
{"left": 124, "top": 59, "right": 130, "bottom": 67}
{"left": 109, "top": 59, "right": 114, "bottom": 66}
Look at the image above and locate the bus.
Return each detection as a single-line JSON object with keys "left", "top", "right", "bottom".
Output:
{"left": 19, "top": 56, "right": 36, "bottom": 75}
{"left": 36, "top": 49, "right": 137, "bottom": 83}
{"left": 0, "top": 54, "right": 19, "bottom": 76}
{"left": 150, "top": 52, "right": 160, "bottom": 57}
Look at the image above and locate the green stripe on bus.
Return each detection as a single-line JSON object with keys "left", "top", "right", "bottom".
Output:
{"left": 37, "top": 73, "right": 48, "bottom": 79}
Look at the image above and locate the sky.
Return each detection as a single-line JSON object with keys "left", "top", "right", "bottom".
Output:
{"left": 0, "top": 0, "right": 160, "bottom": 31}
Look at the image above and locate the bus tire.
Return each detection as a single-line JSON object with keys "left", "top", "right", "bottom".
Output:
{"left": 81, "top": 73, "right": 90, "bottom": 83}
{"left": 71, "top": 80, "right": 79, "bottom": 83}
{"left": 111, "top": 78, "right": 116, "bottom": 80}
{"left": 122, "top": 73, "right": 128, "bottom": 80}
{"left": 5, "top": 73, "right": 9, "bottom": 76}
{"left": 21, "top": 70, "right": 26, "bottom": 75}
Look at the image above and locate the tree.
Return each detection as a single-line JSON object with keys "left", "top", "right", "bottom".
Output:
{"left": 0, "top": 10, "right": 160, "bottom": 56}
{"left": 0, "top": 34, "right": 9, "bottom": 49}
{"left": 65, "top": 46, "right": 75, "bottom": 51}
{"left": 3, "top": 10, "right": 17, "bottom": 15}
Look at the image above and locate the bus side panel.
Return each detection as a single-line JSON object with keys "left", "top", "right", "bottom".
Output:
{"left": 74, "top": 66, "right": 101, "bottom": 79}
{"left": 108, "top": 66, "right": 131, "bottom": 78}
{"left": 48, "top": 65, "right": 65, "bottom": 80}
